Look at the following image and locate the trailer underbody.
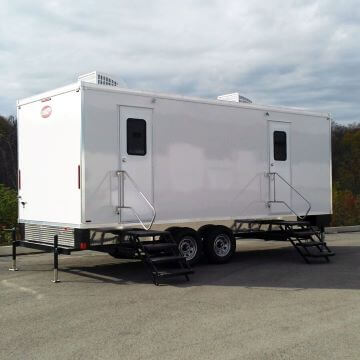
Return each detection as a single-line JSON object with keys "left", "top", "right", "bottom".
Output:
{"left": 8, "top": 219, "right": 335, "bottom": 285}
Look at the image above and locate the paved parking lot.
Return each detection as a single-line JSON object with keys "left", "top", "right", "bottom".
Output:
{"left": 1, "top": 232, "right": 360, "bottom": 360}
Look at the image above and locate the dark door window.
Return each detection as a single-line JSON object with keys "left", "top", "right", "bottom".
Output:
{"left": 273, "top": 131, "right": 287, "bottom": 161}
{"left": 127, "top": 118, "right": 146, "bottom": 156}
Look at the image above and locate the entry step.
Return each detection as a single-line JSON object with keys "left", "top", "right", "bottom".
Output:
{"left": 150, "top": 255, "right": 186, "bottom": 264}
{"left": 155, "top": 269, "right": 194, "bottom": 278}
{"left": 304, "top": 252, "right": 335, "bottom": 258}
{"left": 294, "top": 241, "right": 327, "bottom": 248}
{"left": 126, "top": 229, "right": 194, "bottom": 285}
{"left": 291, "top": 230, "right": 321, "bottom": 237}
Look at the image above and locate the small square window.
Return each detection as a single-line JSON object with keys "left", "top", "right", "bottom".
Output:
{"left": 274, "top": 131, "right": 287, "bottom": 161}
{"left": 127, "top": 118, "right": 146, "bottom": 156}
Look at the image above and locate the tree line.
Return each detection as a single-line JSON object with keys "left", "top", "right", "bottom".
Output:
{"left": 0, "top": 115, "right": 17, "bottom": 189}
{"left": 0, "top": 115, "right": 359, "bottom": 241}
{"left": 0, "top": 115, "right": 18, "bottom": 241}
{"left": 331, "top": 122, "right": 360, "bottom": 225}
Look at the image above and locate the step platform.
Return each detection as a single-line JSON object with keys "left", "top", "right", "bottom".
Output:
{"left": 125, "top": 229, "right": 193, "bottom": 285}
{"left": 232, "top": 219, "right": 335, "bottom": 264}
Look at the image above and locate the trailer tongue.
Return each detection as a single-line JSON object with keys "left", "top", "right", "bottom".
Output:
{"left": 9, "top": 228, "right": 194, "bottom": 285}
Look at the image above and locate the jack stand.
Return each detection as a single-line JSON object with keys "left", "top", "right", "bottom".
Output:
{"left": 51, "top": 235, "right": 60, "bottom": 283}
{"left": 9, "top": 228, "right": 18, "bottom": 271}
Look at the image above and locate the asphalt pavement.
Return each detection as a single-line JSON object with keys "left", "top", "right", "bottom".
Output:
{"left": 0, "top": 232, "right": 359, "bottom": 360}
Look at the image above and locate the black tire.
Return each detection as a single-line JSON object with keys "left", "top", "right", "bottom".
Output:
{"left": 203, "top": 226, "right": 236, "bottom": 264}
{"left": 197, "top": 224, "right": 216, "bottom": 240}
{"left": 107, "top": 246, "right": 136, "bottom": 259}
{"left": 173, "top": 227, "right": 203, "bottom": 266}
{"left": 160, "top": 227, "right": 181, "bottom": 242}
{"left": 164, "top": 226, "right": 181, "bottom": 235}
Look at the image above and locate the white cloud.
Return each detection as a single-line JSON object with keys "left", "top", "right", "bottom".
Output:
{"left": 0, "top": 0, "right": 359, "bottom": 123}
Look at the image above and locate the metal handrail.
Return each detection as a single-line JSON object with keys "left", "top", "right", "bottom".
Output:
{"left": 116, "top": 170, "right": 156, "bottom": 230}
{"left": 267, "top": 172, "right": 311, "bottom": 219}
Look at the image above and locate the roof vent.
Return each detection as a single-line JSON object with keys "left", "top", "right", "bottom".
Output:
{"left": 78, "top": 71, "right": 119, "bottom": 87}
{"left": 217, "top": 92, "right": 252, "bottom": 104}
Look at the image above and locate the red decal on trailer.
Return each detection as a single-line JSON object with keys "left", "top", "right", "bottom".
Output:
{"left": 18, "top": 170, "right": 21, "bottom": 189}
{"left": 78, "top": 165, "right": 81, "bottom": 189}
{"left": 41, "top": 105, "right": 52, "bottom": 118}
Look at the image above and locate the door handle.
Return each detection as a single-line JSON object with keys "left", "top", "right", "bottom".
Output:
{"left": 270, "top": 163, "right": 274, "bottom": 167}
{"left": 122, "top": 157, "right": 127, "bottom": 163}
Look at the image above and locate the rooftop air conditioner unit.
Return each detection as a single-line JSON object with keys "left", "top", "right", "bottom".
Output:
{"left": 217, "top": 92, "right": 252, "bottom": 104}
{"left": 78, "top": 71, "right": 119, "bottom": 87}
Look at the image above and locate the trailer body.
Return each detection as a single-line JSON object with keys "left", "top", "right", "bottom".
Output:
{"left": 17, "top": 81, "right": 332, "bottom": 247}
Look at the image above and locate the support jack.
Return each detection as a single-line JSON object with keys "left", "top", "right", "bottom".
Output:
{"left": 9, "top": 228, "right": 18, "bottom": 271}
{"left": 51, "top": 235, "right": 61, "bottom": 283}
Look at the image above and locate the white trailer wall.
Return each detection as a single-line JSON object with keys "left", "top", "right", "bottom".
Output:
{"left": 288, "top": 113, "right": 332, "bottom": 215}
{"left": 82, "top": 84, "right": 331, "bottom": 227}
{"left": 18, "top": 85, "right": 82, "bottom": 225}
{"left": 153, "top": 98, "right": 270, "bottom": 222}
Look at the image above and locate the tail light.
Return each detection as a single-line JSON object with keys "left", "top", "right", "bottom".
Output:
{"left": 79, "top": 242, "right": 88, "bottom": 250}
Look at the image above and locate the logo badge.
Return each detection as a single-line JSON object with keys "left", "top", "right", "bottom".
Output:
{"left": 41, "top": 105, "right": 52, "bottom": 118}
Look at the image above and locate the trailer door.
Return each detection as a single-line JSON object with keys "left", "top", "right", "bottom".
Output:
{"left": 119, "top": 106, "right": 153, "bottom": 225}
{"left": 268, "top": 121, "right": 292, "bottom": 214}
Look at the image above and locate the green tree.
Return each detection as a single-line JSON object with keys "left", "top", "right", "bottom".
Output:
{"left": 0, "top": 184, "right": 18, "bottom": 244}
{"left": 331, "top": 185, "right": 360, "bottom": 226}
{"left": 0, "top": 115, "right": 17, "bottom": 189}
{"left": 331, "top": 122, "right": 360, "bottom": 225}
{"left": 332, "top": 122, "right": 360, "bottom": 195}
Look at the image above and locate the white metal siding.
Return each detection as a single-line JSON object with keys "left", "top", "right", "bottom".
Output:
{"left": 81, "top": 87, "right": 331, "bottom": 227}
{"left": 153, "top": 98, "right": 270, "bottom": 221}
{"left": 82, "top": 89, "right": 120, "bottom": 224}
{"left": 18, "top": 88, "right": 82, "bottom": 225}
{"left": 18, "top": 83, "right": 331, "bottom": 229}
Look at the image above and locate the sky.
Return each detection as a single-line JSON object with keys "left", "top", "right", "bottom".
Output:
{"left": 0, "top": 0, "right": 359, "bottom": 123}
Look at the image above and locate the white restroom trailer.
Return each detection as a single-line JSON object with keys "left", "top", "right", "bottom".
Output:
{"left": 16, "top": 74, "right": 332, "bottom": 267}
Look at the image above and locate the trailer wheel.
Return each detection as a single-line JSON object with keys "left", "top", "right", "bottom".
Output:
{"left": 161, "top": 227, "right": 181, "bottom": 242}
{"left": 197, "top": 225, "right": 218, "bottom": 241}
{"left": 108, "top": 246, "right": 136, "bottom": 259}
{"left": 203, "top": 226, "right": 236, "bottom": 264}
{"left": 164, "top": 227, "right": 181, "bottom": 236}
{"left": 173, "top": 228, "right": 202, "bottom": 266}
